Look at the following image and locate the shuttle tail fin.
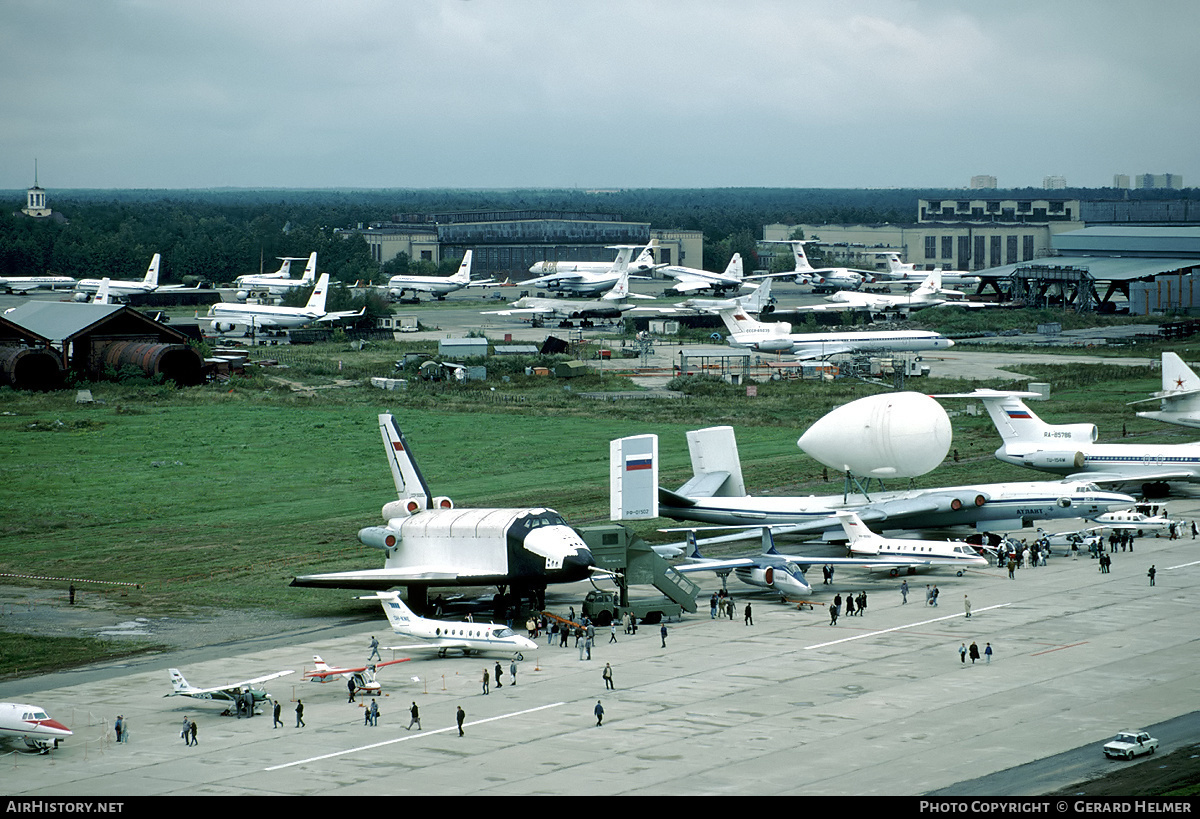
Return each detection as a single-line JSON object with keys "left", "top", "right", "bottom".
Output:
{"left": 378, "top": 413, "right": 432, "bottom": 512}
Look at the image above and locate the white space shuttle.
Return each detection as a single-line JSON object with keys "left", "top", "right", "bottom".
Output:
{"left": 387, "top": 250, "right": 494, "bottom": 300}
{"left": 716, "top": 306, "right": 954, "bottom": 357}
{"left": 1127, "top": 353, "right": 1200, "bottom": 429}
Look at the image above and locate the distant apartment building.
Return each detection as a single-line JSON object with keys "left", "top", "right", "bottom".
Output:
{"left": 1136, "top": 173, "right": 1185, "bottom": 190}
{"left": 1043, "top": 176, "right": 1067, "bottom": 189}
{"left": 970, "top": 175, "right": 998, "bottom": 189}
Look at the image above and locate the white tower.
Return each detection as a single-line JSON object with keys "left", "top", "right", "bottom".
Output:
{"left": 21, "top": 160, "right": 52, "bottom": 218}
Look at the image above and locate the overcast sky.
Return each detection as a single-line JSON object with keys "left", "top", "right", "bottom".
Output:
{"left": 2, "top": 0, "right": 1196, "bottom": 191}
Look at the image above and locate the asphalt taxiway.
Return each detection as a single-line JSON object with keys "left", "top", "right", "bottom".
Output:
{"left": 2, "top": 500, "right": 1198, "bottom": 796}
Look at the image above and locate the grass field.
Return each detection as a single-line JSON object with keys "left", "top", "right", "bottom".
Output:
{"left": 0, "top": 338, "right": 1190, "bottom": 673}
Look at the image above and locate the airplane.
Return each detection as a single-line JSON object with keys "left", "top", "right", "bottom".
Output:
{"left": 73, "top": 253, "right": 170, "bottom": 301}
{"left": 91, "top": 277, "right": 112, "bottom": 305}
{"left": 659, "top": 253, "right": 750, "bottom": 296}
{"left": 612, "top": 426, "right": 1136, "bottom": 541}
{"left": 364, "top": 590, "right": 539, "bottom": 660}
{"left": 938, "top": 388, "right": 1200, "bottom": 497}
{"left": 760, "top": 240, "right": 876, "bottom": 292}
{"left": 1127, "top": 353, "right": 1200, "bottom": 429}
{"left": 815, "top": 269, "right": 960, "bottom": 315}
{"left": 1088, "top": 508, "right": 1176, "bottom": 535}
{"left": 232, "top": 252, "right": 317, "bottom": 299}
{"left": 715, "top": 306, "right": 955, "bottom": 357}
{"left": 525, "top": 243, "right": 662, "bottom": 296}
{"left": 304, "top": 655, "right": 412, "bottom": 696}
{"left": 0, "top": 702, "right": 73, "bottom": 752}
{"left": 165, "top": 668, "right": 294, "bottom": 712}
{"left": 208, "top": 273, "right": 364, "bottom": 334}
{"left": 290, "top": 413, "right": 594, "bottom": 611}
{"left": 870, "top": 252, "right": 980, "bottom": 288}
{"left": 631, "top": 276, "right": 775, "bottom": 318}
{"left": 0, "top": 274, "right": 76, "bottom": 294}
{"left": 483, "top": 258, "right": 654, "bottom": 327}
{"left": 387, "top": 250, "right": 495, "bottom": 300}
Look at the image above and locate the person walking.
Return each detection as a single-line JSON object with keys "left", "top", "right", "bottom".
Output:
{"left": 660, "top": 623, "right": 668, "bottom": 648}
{"left": 609, "top": 623, "right": 618, "bottom": 643}
{"left": 494, "top": 661, "right": 504, "bottom": 688}
{"left": 931, "top": 586, "right": 939, "bottom": 607}
{"left": 510, "top": 658, "right": 518, "bottom": 686}
{"left": 369, "top": 699, "right": 379, "bottom": 727}
{"left": 273, "top": 701, "right": 283, "bottom": 728}
{"left": 744, "top": 603, "right": 753, "bottom": 626}
{"left": 603, "top": 662, "right": 614, "bottom": 690}
{"left": 901, "top": 579, "right": 908, "bottom": 604}
{"left": 829, "top": 602, "right": 839, "bottom": 626}
{"left": 456, "top": 705, "right": 466, "bottom": 737}
{"left": 857, "top": 591, "right": 867, "bottom": 617}
{"left": 368, "top": 635, "right": 381, "bottom": 662}
{"left": 710, "top": 592, "right": 719, "bottom": 618}
{"left": 969, "top": 641, "right": 980, "bottom": 664}
{"left": 959, "top": 643, "right": 967, "bottom": 664}
{"left": 406, "top": 701, "right": 421, "bottom": 731}
{"left": 295, "top": 699, "right": 305, "bottom": 728}
{"left": 963, "top": 594, "right": 972, "bottom": 619}
{"left": 845, "top": 594, "right": 856, "bottom": 617}
{"left": 114, "top": 714, "right": 124, "bottom": 744}
{"left": 481, "top": 668, "right": 490, "bottom": 695}
{"left": 189, "top": 719, "right": 198, "bottom": 746}
{"left": 985, "top": 642, "right": 993, "bottom": 664}
{"left": 1148, "top": 565, "right": 1156, "bottom": 586}
{"left": 594, "top": 700, "right": 605, "bottom": 727}
{"left": 348, "top": 677, "right": 357, "bottom": 703}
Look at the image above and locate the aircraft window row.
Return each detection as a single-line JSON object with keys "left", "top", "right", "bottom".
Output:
{"left": 435, "top": 628, "right": 491, "bottom": 638}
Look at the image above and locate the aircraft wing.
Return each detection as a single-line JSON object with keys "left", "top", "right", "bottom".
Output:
{"left": 790, "top": 303, "right": 861, "bottom": 314}
{"left": 305, "top": 658, "right": 410, "bottom": 679}
{"left": 791, "top": 344, "right": 854, "bottom": 360}
{"left": 175, "top": 670, "right": 295, "bottom": 696}
{"left": 481, "top": 306, "right": 553, "bottom": 317}
{"left": 523, "top": 272, "right": 593, "bottom": 288}
{"left": 1067, "top": 468, "right": 1200, "bottom": 485}
{"left": 316, "top": 307, "right": 366, "bottom": 323}
{"left": 463, "top": 279, "right": 498, "bottom": 288}
{"left": 290, "top": 567, "right": 461, "bottom": 590}
{"left": 4, "top": 281, "right": 43, "bottom": 293}
{"left": 1127, "top": 389, "right": 1200, "bottom": 405}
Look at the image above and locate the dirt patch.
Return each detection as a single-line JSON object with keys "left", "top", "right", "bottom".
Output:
{"left": 1051, "top": 743, "right": 1200, "bottom": 796}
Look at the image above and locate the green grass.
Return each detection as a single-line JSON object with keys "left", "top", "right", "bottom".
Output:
{"left": 0, "top": 632, "right": 164, "bottom": 678}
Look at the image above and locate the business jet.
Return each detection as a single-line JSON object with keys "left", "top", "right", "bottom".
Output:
{"left": 870, "top": 252, "right": 980, "bottom": 288}
{"left": 938, "top": 389, "right": 1200, "bottom": 496}
{"left": 208, "top": 273, "right": 363, "bottom": 333}
{"left": 1128, "top": 353, "right": 1200, "bottom": 429}
{"left": 233, "top": 252, "right": 317, "bottom": 300}
{"left": 387, "top": 250, "right": 494, "bottom": 300}
{"left": 74, "top": 253, "right": 171, "bottom": 301}
{"left": 716, "top": 306, "right": 954, "bottom": 357}
{"left": 0, "top": 274, "right": 75, "bottom": 294}
{"left": 165, "top": 668, "right": 294, "bottom": 710}
{"left": 364, "top": 591, "right": 539, "bottom": 660}
{"left": 0, "top": 702, "right": 73, "bottom": 752}
{"left": 484, "top": 260, "right": 653, "bottom": 326}
{"left": 611, "top": 426, "right": 1136, "bottom": 540}
{"left": 761, "top": 240, "right": 876, "bottom": 292}
{"left": 525, "top": 243, "right": 661, "bottom": 296}
{"left": 304, "top": 655, "right": 411, "bottom": 696}
{"left": 660, "top": 253, "right": 749, "bottom": 296}
{"left": 290, "top": 413, "right": 594, "bottom": 610}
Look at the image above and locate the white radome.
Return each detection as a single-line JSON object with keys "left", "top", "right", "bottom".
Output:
{"left": 797, "top": 392, "right": 952, "bottom": 478}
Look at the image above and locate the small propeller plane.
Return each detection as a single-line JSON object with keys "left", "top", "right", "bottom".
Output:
{"left": 303, "top": 655, "right": 411, "bottom": 696}
{"left": 165, "top": 667, "right": 294, "bottom": 713}
{"left": 0, "top": 702, "right": 73, "bottom": 752}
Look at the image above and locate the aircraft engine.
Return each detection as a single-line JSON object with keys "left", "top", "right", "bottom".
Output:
{"left": 211, "top": 321, "right": 237, "bottom": 333}
{"left": 1056, "top": 423, "right": 1098, "bottom": 443}
{"left": 72, "top": 291, "right": 90, "bottom": 303}
{"left": 798, "top": 392, "right": 952, "bottom": 478}
{"left": 235, "top": 290, "right": 250, "bottom": 302}
{"left": 755, "top": 338, "right": 794, "bottom": 353}
{"left": 1021, "top": 451, "right": 1086, "bottom": 470}
{"left": 382, "top": 498, "right": 425, "bottom": 519}
{"left": 432, "top": 496, "right": 454, "bottom": 510}
{"left": 359, "top": 526, "right": 399, "bottom": 552}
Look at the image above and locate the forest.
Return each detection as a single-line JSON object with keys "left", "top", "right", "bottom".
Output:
{"left": 2, "top": 185, "right": 1194, "bottom": 285}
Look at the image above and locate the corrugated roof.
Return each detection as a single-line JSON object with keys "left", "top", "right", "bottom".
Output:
{"left": 2, "top": 302, "right": 126, "bottom": 341}
{"left": 979, "top": 256, "right": 1199, "bottom": 282}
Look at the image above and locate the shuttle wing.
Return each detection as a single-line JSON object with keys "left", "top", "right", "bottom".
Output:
{"left": 291, "top": 566, "right": 461, "bottom": 589}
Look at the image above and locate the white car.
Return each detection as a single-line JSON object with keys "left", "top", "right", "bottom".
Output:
{"left": 1103, "top": 730, "right": 1159, "bottom": 760}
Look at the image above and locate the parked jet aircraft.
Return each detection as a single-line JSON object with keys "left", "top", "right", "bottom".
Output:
{"left": 74, "top": 253, "right": 169, "bottom": 301}
{"left": 633, "top": 276, "right": 775, "bottom": 318}
{"left": 525, "top": 243, "right": 661, "bottom": 295}
{"left": 290, "top": 414, "right": 594, "bottom": 610}
{"left": 762, "top": 240, "right": 876, "bottom": 291}
{"left": 484, "top": 260, "right": 653, "bottom": 326}
{"left": 1127, "top": 353, "right": 1200, "bottom": 429}
{"left": 660, "top": 253, "right": 749, "bottom": 295}
{"left": 870, "top": 252, "right": 980, "bottom": 288}
{"left": 304, "top": 655, "right": 411, "bottom": 696}
{"left": 0, "top": 274, "right": 75, "bottom": 294}
{"left": 939, "top": 389, "right": 1200, "bottom": 496}
{"left": 0, "top": 702, "right": 72, "bottom": 752}
{"left": 165, "top": 668, "right": 293, "bottom": 710}
{"left": 613, "top": 426, "right": 1135, "bottom": 540}
{"left": 716, "top": 307, "right": 954, "bottom": 357}
{"left": 832, "top": 511, "right": 989, "bottom": 571}
{"left": 208, "top": 273, "right": 363, "bottom": 333}
{"left": 387, "top": 250, "right": 494, "bottom": 300}
{"left": 233, "top": 253, "right": 317, "bottom": 299}
{"left": 365, "top": 590, "right": 539, "bottom": 660}
{"left": 91, "top": 277, "right": 112, "bottom": 305}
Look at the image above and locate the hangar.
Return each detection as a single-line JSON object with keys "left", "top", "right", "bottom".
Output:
{"left": 2, "top": 301, "right": 205, "bottom": 386}
{"left": 0, "top": 314, "right": 64, "bottom": 391}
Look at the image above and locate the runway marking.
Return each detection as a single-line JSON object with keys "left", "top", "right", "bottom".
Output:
{"left": 263, "top": 701, "right": 565, "bottom": 771}
{"left": 1031, "top": 641, "right": 1087, "bottom": 656}
{"left": 1165, "top": 559, "right": 1200, "bottom": 571}
{"left": 804, "top": 603, "right": 1012, "bottom": 650}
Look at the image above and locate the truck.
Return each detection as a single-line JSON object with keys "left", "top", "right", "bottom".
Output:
{"left": 581, "top": 589, "right": 681, "bottom": 627}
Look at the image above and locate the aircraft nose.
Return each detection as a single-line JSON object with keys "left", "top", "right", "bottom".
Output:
{"left": 945, "top": 338, "right": 955, "bottom": 348}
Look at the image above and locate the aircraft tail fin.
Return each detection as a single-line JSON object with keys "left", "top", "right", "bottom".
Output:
{"left": 601, "top": 253, "right": 633, "bottom": 301}
{"left": 361, "top": 590, "right": 419, "bottom": 632}
{"left": 93, "top": 277, "right": 111, "bottom": 304}
{"left": 685, "top": 530, "right": 701, "bottom": 559}
{"left": 677, "top": 426, "right": 747, "bottom": 498}
{"left": 715, "top": 308, "right": 761, "bottom": 335}
{"left": 741, "top": 277, "right": 771, "bottom": 313}
{"left": 835, "top": 512, "right": 882, "bottom": 553}
{"left": 790, "top": 241, "right": 815, "bottom": 274}
{"left": 633, "top": 240, "right": 657, "bottom": 271}
{"left": 724, "top": 253, "right": 744, "bottom": 281}
{"left": 312, "top": 655, "right": 329, "bottom": 672}
{"left": 305, "top": 273, "right": 331, "bottom": 313}
{"left": 300, "top": 252, "right": 317, "bottom": 285}
{"left": 169, "top": 668, "right": 189, "bottom": 692}
{"left": 760, "top": 526, "right": 778, "bottom": 555}
{"left": 143, "top": 253, "right": 160, "bottom": 289}
{"left": 937, "top": 390, "right": 1097, "bottom": 448}
{"left": 610, "top": 434, "right": 659, "bottom": 520}
{"left": 378, "top": 413, "right": 433, "bottom": 514}
{"left": 1162, "top": 352, "right": 1200, "bottom": 394}
{"left": 451, "top": 250, "right": 474, "bottom": 284}
{"left": 914, "top": 268, "right": 942, "bottom": 295}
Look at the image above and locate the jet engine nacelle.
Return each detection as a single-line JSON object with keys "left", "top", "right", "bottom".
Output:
{"left": 235, "top": 290, "right": 251, "bottom": 302}
{"left": 755, "top": 338, "right": 795, "bottom": 353}
{"left": 1021, "top": 450, "right": 1086, "bottom": 470}
{"left": 1054, "top": 423, "right": 1098, "bottom": 443}
{"left": 73, "top": 291, "right": 90, "bottom": 303}
{"left": 382, "top": 498, "right": 426, "bottom": 519}
{"left": 431, "top": 496, "right": 454, "bottom": 510}
{"left": 926, "top": 493, "right": 988, "bottom": 513}
{"left": 211, "top": 321, "right": 238, "bottom": 333}
{"left": 359, "top": 526, "right": 399, "bottom": 552}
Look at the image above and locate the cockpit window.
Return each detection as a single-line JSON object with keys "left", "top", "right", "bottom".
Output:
{"left": 515, "top": 512, "right": 567, "bottom": 531}
{"left": 493, "top": 628, "right": 514, "bottom": 638}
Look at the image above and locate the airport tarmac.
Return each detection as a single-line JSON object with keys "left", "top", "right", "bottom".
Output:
{"left": 2, "top": 502, "right": 1198, "bottom": 796}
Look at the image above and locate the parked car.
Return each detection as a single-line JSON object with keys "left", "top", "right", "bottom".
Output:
{"left": 1103, "top": 730, "right": 1159, "bottom": 760}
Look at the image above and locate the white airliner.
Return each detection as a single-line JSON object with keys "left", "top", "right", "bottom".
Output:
{"left": 304, "top": 655, "right": 411, "bottom": 695}
{"left": 208, "top": 273, "right": 363, "bottom": 333}
{"left": 660, "top": 253, "right": 749, "bottom": 295}
{"left": 716, "top": 306, "right": 954, "bottom": 357}
{"left": 165, "top": 668, "right": 294, "bottom": 709}
{"left": 761, "top": 240, "right": 876, "bottom": 291}
{"left": 364, "top": 591, "right": 539, "bottom": 660}
{"left": 939, "top": 389, "right": 1200, "bottom": 496}
{"left": 612, "top": 426, "right": 1135, "bottom": 540}
{"left": 0, "top": 702, "right": 73, "bottom": 752}
{"left": 74, "top": 253, "right": 167, "bottom": 301}
{"left": 525, "top": 243, "right": 661, "bottom": 295}
{"left": 1127, "top": 353, "right": 1200, "bottom": 429}
{"left": 387, "top": 250, "right": 494, "bottom": 300}
{"left": 290, "top": 413, "right": 594, "bottom": 610}
{"left": 0, "top": 274, "right": 76, "bottom": 294}
{"left": 485, "top": 258, "right": 653, "bottom": 325}
{"left": 871, "top": 252, "right": 980, "bottom": 288}
{"left": 634, "top": 276, "right": 775, "bottom": 318}
{"left": 233, "top": 253, "right": 317, "bottom": 299}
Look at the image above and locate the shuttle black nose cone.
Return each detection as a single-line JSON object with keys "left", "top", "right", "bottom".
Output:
{"left": 565, "top": 549, "right": 594, "bottom": 579}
